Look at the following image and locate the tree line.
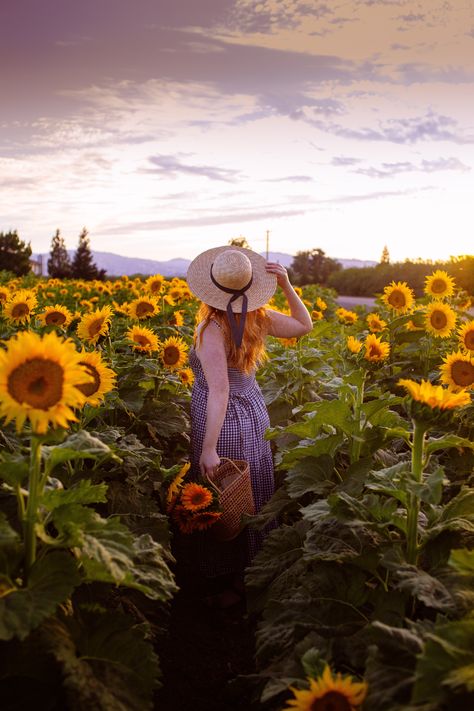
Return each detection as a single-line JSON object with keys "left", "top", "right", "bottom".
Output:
{"left": 0, "top": 228, "right": 105, "bottom": 280}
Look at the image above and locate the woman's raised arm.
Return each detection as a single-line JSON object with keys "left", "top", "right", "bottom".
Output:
{"left": 265, "top": 262, "right": 313, "bottom": 338}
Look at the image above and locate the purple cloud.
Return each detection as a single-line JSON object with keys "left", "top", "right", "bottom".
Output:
{"left": 145, "top": 155, "right": 240, "bottom": 182}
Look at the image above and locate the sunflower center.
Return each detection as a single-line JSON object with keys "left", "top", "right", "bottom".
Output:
{"left": 388, "top": 290, "right": 405, "bottom": 308}
{"left": 150, "top": 281, "right": 162, "bottom": 293}
{"left": 76, "top": 363, "right": 100, "bottom": 397}
{"left": 0, "top": 292, "right": 7, "bottom": 303}
{"left": 369, "top": 345, "right": 381, "bottom": 358}
{"left": 88, "top": 318, "right": 106, "bottom": 337}
{"left": 134, "top": 335, "right": 151, "bottom": 347}
{"left": 163, "top": 345, "right": 180, "bottom": 365}
{"left": 11, "top": 303, "right": 30, "bottom": 318}
{"left": 464, "top": 330, "right": 474, "bottom": 350}
{"left": 451, "top": 360, "right": 474, "bottom": 387}
{"left": 311, "top": 691, "right": 352, "bottom": 711}
{"left": 7, "top": 358, "right": 64, "bottom": 409}
{"left": 430, "top": 310, "right": 447, "bottom": 329}
{"left": 431, "top": 278, "right": 448, "bottom": 294}
{"left": 136, "top": 302, "right": 154, "bottom": 317}
{"left": 45, "top": 311, "right": 67, "bottom": 325}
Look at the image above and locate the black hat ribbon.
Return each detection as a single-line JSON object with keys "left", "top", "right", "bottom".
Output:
{"left": 210, "top": 263, "right": 253, "bottom": 347}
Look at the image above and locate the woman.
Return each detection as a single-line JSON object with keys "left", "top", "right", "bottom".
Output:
{"left": 183, "top": 245, "right": 312, "bottom": 604}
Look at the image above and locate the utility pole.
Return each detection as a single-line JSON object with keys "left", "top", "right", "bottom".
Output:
{"left": 265, "top": 229, "right": 270, "bottom": 261}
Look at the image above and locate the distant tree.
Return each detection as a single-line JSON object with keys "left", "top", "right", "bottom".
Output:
{"left": 47, "top": 229, "right": 72, "bottom": 278}
{"left": 289, "top": 248, "right": 342, "bottom": 286}
{"left": 380, "top": 245, "right": 390, "bottom": 264}
{"left": 229, "top": 237, "right": 251, "bottom": 249}
{"left": 0, "top": 230, "right": 32, "bottom": 276}
{"left": 71, "top": 228, "right": 106, "bottom": 280}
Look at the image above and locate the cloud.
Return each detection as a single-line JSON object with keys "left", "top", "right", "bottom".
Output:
{"left": 355, "top": 157, "right": 470, "bottom": 178}
{"left": 265, "top": 175, "right": 314, "bottom": 183}
{"left": 144, "top": 155, "right": 240, "bottom": 182}
{"left": 312, "top": 111, "right": 474, "bottom": 144}
{"left": 332, "top": 156, "right": 362, "bottom": 166}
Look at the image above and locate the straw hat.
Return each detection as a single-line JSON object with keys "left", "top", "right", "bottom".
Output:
{"left": 186, "top": 246, "right": 277, "bottom": 313}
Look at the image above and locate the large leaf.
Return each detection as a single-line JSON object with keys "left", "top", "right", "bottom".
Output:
{"left": 285, "top": 400, "right": 355, "bottom": 438}
{"left": 425, "top": 489, "right": 474, "bottom": 538}
{"left": 425, "top": 434, "right": 474, "bottom": 456}
{"left": 41, "top": 479, "right": 108, "bottom": 511}
{"left": 0, "top": 552, "right": 80, "bottom": 641}
{"left": 41, "top": 611, "right": 159, "bottom": 711}
{"left": 392, "top": 565, "right": 455, "bottom": 612}
{"left": 286, "top": 455, "right": 334, "bottom": 499}
{"left": 0, "top": 455, "right": 29, "bottom": 486}
{"left": 52, "top": 505, "right": 176, "bottom": 600}
{"left": 43, "top": 430, "right": 119, "bottom": 476}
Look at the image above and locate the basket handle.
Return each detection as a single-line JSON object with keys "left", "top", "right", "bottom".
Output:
{"left": 203, "top": 457, "right": 243, "bottom": 492}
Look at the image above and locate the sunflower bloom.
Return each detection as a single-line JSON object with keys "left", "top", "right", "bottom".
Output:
{"left": 76, "top": 305, "right": 113, "bottom": 344}
{"left": 144, "top": 274, "right": 165, "bottom": 294}
{"left": 424, "top": 301, "right": 456, "bottom": 338}
{"left": 74, "top": 350, "right": 116, "bottom": 406}
{"left": 335, "top": 307, "right": 358, "bottom": 325}
{"left": 169, "top": 310, "right": 184, "bottom": 327}
{"left": 179, "top": 367, "right": 194, "bottom": 387}
{"left": 180, "top": 482, "right": 213, "bottom": 512}
{"left": 284, "top": 665, "right": 367, "bottom": 711}
{"left": 126, "top": 325, "right": 160, "bottom": 353}
{"left": 458, "top": 320, "right": 474, "bottom": 352}
{"left": 439, "top": 351, "right": 474, "bottom": 391}
{"left": 128, "top": 295, "right": 160, "bottom": 320}
{"left": 0, "top": 286, "right": 10, "bottom": 304}
{"left": 381, "top": 281, "right": 414, "bottom": 313}
{"left": 424, "top": 269, "right": 455, "bottom": 299}
{"left": 312, "top": 310, "right": 324, "bottom": 321}
{"left": 38, "top": 304, "right": 73, "bottom": 328}
{"left": 161, "top": 336, "right": 188, "bottom": 370}
{"left": 172, "top": 505, "right": 196, "bottom": 534}
{"left": 3, "top": 289, "right": 38, "bottom": 324}
{"left": 316, "top": 297, "right": 327, "bottom": 311}
{"left": 347, "top": 336, "right": 362, "bottom": 354}
{"left": 166, "top": 462, "right": 191, "bottom": 509}
{"left": 0, "top": 331, "right": 92, "bottom": 434}
{"left": 398, "top": 378, "right": 471, "bottom": 411}
{"left": 364, "top": 334, "right": 390, "bottom": 362}
{"left": 190, "top": 510, "right": 222, "bottom": 531}
{"left": 366, "top": 313, "right": 387, "bottom": 333}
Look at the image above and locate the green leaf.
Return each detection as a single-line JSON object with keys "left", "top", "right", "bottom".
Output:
{"left": 449, "top": 549, "right": 474, "bottom": 575}
{"left": 0, "top": 456, "right": 29, "bottom": 486}
{"left": 41, "top": 611, "right": 160, "bottom": 710}
{"left": 426, "top": 489, "right": 474, "bottom": 537}
{"left": 43, "top": 430, "right": 118, "bottom": 475}
{"left": 0, "top": 512, "right": 20, "bottom": 547}
{"left": 287, "top": 400, "right": 355, "bottom": 438}
{"left": 286, "top": 455, "right": 334, "bottom": 499}
{"left": 0, "top": 552, "right": 80, "bottom": 641}
{"left": 41, "top": 479, "right": 108, "bottom": 511}
{"left": 392, "top": 565, "right": 455, "bottom": 612}
{"left": 426, "top": 434, "right": 474, "bottom": 456}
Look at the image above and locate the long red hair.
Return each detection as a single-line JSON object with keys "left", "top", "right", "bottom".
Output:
{"left": 194, "top": 304, "right": 270, "bottom": 373}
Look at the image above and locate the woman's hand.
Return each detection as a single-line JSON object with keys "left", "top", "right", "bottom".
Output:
{"left": 266, "top": 262, "right": 291, "bottom": 290}
{"left": 199, "top": 447, "right": 221, "bottom": 478}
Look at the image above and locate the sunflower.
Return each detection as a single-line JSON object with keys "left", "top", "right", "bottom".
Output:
{"left": 180, "top": 482, "right": 213, "bottom": 512}
{"left": 179, "top": 367, "right": 194, "bottom": 387}
{"left": 126, "top": 325, "right": 160, "bottom": 353}
{"left": 366, "top": 313, "right": 387, "bottom": 333}
{"left": 160, "top": 336, "right": 188, "bottom": 370}
{"left": 424, "top": 269, "right": 455, "bottom": 299}
{"left": 281, "top": 337, "right": 298, "bottom": 347}
{"left": 458, "top": 320, "right": 474, "bottom": 352}
{"left": 166, "top": 462, "right": 191, "bottom": 509}
{"left": 74, "top": 350, "right": 116, "bottom": 406}
{"left": 145, "top": 274, "right": 165, "bottom": 294}
{"left": 381, "top": 281, "right": 414, "bottom": 313}
{"left": 439, "top": 351, "right": 474, "bottom": 391}
{"left": 0, "top": 331, "right": 92, "bottom": 434}
{"left": 3, "top": 289, "right": 38, "bottom": 324}
{"left": 190, "top": 510, "right": 222, "bottom": 531}
{"left": 364, "top": 334, "right": 390, "bottom": 362}
{"left": 38, "top": 304, "right": 73, "bottom": 328}
{"left": 316, "top": 297, "right": 327, "bottom": 311}
{"left": 284, "top": 665, "right": 367, "bottom": 711}
{"left": 0, "top": 286, "right": 10, "bottom": 304}
{"left": 163, "top": 294, "right": 176, "bottom": 307}
{"left": 398, "top": 378, "right": 471, "bottom": 411}
{"left": 347, "top": 336, "right": 362, "bottom": 354}
{"left": 169, "top": 310, "right": 184, "bottom": 327}
{"left": 127, "top": 295, "right": 160, "bottom": 320}
{"left": 312, "top": 310, "right": 324, "bottom": 321}
{"left": 424, "top": 301, "right": 456, "bottom": 338}
{"left": 76, "top": 305, "right": 113, "bottom": 344}
{"left": 335, "top": 307, "right": 358, "bottom": 325}
{"left": 171, "top": 505, "right": 196, "bottom": 534}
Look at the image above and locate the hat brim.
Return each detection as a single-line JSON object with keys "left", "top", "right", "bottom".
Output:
{"left": 186, "top": 246, "right": 277, "bottom": 313}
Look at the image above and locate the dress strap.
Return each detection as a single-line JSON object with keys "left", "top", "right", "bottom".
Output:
{"left": 210, "top": 318, "right": 222, "bottom": 329}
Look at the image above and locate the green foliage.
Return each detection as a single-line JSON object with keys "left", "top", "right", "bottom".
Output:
{"left": 289, "top": 248, "right": 342, "bottom": 286}
{"left": 0, "top": 230, "right": 32, "bottom": 276}
{"left": 47, "top": 228, "right": 72, "bottom": 278}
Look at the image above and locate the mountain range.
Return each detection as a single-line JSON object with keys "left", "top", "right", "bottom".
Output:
{"left": 33, "top": 250, "right": 377, "bottom": 277}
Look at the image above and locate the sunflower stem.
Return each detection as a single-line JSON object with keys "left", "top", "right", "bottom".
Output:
{"left": 350, "top": 372, "right": 366, "bottom": 464}
{"left": 24, "top": 436, "right": 43, "bottom": 579}
{"left": 406, "top": 420, "right": 427, "bottom": 565}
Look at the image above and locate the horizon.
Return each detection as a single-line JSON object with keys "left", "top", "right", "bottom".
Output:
{"left": 2, "top": 1, "right": 474, "bottom": 263}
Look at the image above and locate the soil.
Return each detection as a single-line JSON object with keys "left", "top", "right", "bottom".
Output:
{"left": 154, "top": 567, "right": 259, "bottom": 711}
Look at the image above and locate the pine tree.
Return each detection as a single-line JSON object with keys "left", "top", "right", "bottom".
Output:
{"left": 47, "top": 229, "right": 72, "bottom": 278}
{"left": 380, "top": 245, "right": 390, "bottom": 264}
{"left": 0, "top": 230, "right": 32, "bottom": 276}
{"left": 71, "top": 228, "right": 105, "bottom": 280}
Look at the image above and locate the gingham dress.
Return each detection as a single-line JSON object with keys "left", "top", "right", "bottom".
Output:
{"left": 185, "top": 335, "right": 275, "bottom": 578}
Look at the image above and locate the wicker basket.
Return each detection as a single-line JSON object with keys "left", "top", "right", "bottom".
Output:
{"left": 206, "top": 458, "right": 255, "bottom": 541}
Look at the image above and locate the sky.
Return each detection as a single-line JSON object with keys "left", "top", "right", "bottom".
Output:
{"left": 1, "top": 0, "right": 474, "bottom": 264}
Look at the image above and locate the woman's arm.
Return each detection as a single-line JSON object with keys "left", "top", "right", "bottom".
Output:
{"left": 265, "top": 262, "right": 313, "bottom": 338}
{"left": 195, "top": 322, "right": 230, "bottom": 477}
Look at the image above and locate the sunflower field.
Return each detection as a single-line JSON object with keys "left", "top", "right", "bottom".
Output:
{"left": 0, "top": 268, "right": 473, "bottom": 711}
